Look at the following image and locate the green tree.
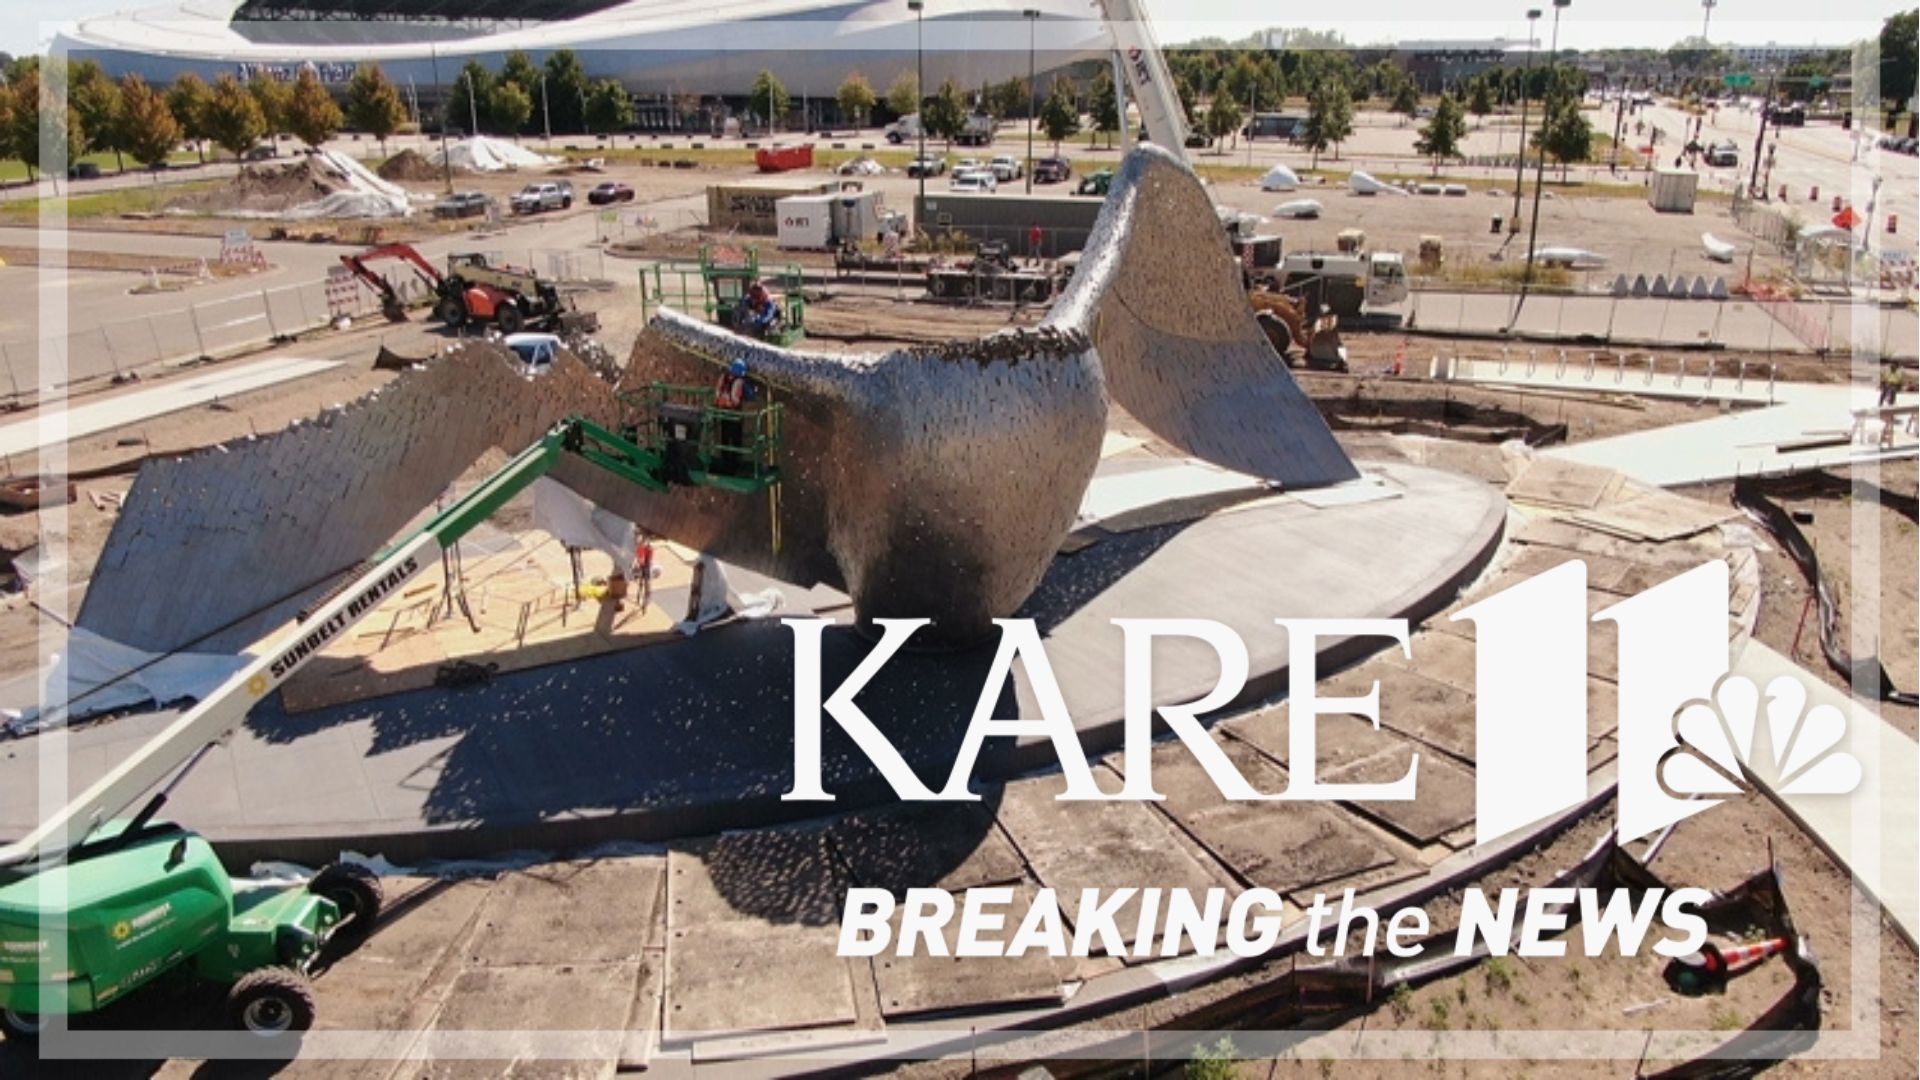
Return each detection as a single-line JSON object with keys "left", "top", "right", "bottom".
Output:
{"left": 836, "top": 72, "right": 876, "bottom": 127}
{"left": 1201, "top": 88, "right": 1243, "bottom": 150}
{"left": 69, "top": 59, "right": 124, "bottom": 168}
{"left": 166, "top": 73, "right": 213, "bottom": 161}
{"left": 1883, "top": 10, "right": 1917, "bottom": 130}
{"left": 1303, "top": 79, "right": 1352, "bottom": 165}
{"left": 543, "top": 49, "right": 590, "bottom": 133}
{"left": 203, "top": 74, "right": 266, "bottom": 161}
{"left": 1, "top": 70, "right": 44, "bottom": 181}
{"left": 1089, "top": 69, "right": 1120, "bottom": 147}
{"left": 499, "top": 50, "right": 542, "bottom": 133}
{"left": 1390, "top": 80, "right": 1419, "bottom": 124}
{"left": 486, "top": 80, "right": 533, "bottom": 138}
{"left": 1414, "top": 92, "right": 1465, "bottom": 173}
{"left": 117, "top": 73, "right": 181, "bottom": 171}
{"left": 248, "top": 75, "right": 291, "bottom": 140}
{"left": 1467, "top": 77, "right": 1494, "bottom": 125}
{"left": 991, "top": 76, "right": 1028, "bottom": 121}
{"left": 285, "top": 66, "right": 343, "bottom": 149}
{"left": 1532, "top": 92, "right": 1593, "bottom": 179}
{"left": 884, "top": 71, "right": 919, "bottom": 118}
{"left": 922, "top": 77, "right": 967, "bottom": 149}
{"left": 1039, "top": 78, "right": 1079, "bottom": 152}
{"left": 447, "top": 60, "right": 491, "bottom": 136}
{"left": 346, "top": 64, "right": 406, "bottom": 155}
{"left": 749, "top": 69, "right": 789, "bottom": 132}
{"left": 583, "top": 78, "right": 633, "bottom": 135}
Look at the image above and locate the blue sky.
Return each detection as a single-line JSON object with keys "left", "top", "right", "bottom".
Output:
{"left": 6, "top": 1, "right": 1911, "bottom": 61}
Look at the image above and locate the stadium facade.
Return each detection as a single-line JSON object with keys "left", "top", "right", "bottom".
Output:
{"left": 55, "top": 0, "right": 1109, "bottom": 100}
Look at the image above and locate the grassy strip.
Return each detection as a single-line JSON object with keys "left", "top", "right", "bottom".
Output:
{"left": 0, "top": 180, "right": 222, "bottom": 223}
{"left": 0, "top": 151, "right": 205, "bottom": 184}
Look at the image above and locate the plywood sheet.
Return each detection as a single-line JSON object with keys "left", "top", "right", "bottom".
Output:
{"left": 871, "top": 886, "right": 1066, "bottom": 1017}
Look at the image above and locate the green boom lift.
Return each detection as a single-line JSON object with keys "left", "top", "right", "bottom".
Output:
{"left": 0, "top": 401, "right": 781, "bottom": 1042}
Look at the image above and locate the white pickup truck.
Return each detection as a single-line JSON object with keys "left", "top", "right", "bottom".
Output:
{"left": 510, "top": 180, "right": 574, "bottom": 214}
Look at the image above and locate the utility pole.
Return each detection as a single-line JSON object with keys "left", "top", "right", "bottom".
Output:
{"left": 1749, "top": 74, "right": 1774, "bottom": 197}
{"left": 540, "top": 73, "right": 551, "bottom": 147}
{"left": 1025, "top": 8, "right": 1039, "bottom": 193}
{"left": 1511, "top": 8, "right": 1542, "bottom": 231}
{"left": 910, "top": 0, "right": 926, "bottom": 203}
{"left": 428, "top": 45, "right": 451, "bottom": 193}
{"left": 1611, "top": 76, "right": 1627, "bottom": 174}
{"left": 467, "top": 69, "right": 480, "bottom": 142}
{"left": 1522, "top": 0, "right": 1569, "bottom": 288}
{"left": 1700, "top": 0, "right": 1716, "bottom": 43}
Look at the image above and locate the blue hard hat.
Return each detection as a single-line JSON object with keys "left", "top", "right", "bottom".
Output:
{"left": 729, "top": 359, "right": 749, "bottom": 377}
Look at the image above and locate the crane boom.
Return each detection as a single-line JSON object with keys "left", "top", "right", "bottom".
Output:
{"left": 1094, "top": 0, "right": 1191, "bottom": 166}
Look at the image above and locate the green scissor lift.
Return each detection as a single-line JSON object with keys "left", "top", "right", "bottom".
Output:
{"left": 0, "top": 409, "right": 780, "bottom": 1042}
{"left": 641, "top": 244, "right": 808, "bottom": 347}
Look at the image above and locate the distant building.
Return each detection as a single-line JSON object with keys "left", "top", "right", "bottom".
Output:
{"left": 1392, "top": 37, "right": 1528, "bottom": 91}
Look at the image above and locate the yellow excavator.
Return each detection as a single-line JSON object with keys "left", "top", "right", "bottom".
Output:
{"left": 1248, "top": 286, "right": 1349, "bottom": 372}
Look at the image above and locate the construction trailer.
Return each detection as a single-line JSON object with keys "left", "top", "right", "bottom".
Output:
{"left": 775, "top": 189, "right": 895, "bottom": 251}
{"left": 912, "top": 192, "right": 1102, "bottom": 260}
{"left": 707, "top": 178, "right": 842, "bottom": 234}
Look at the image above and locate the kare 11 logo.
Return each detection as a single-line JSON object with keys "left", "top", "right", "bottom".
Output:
{"left": 780, "top": 559, "right": 1861, "bottom": 845}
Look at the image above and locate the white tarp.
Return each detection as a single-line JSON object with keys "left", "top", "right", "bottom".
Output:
{"left": 431, "top": 136, "right": 561, "bottom": 172}
{"left": 2, "top": 627, "right": 249, "bottom": 737}
{"left": 1533, "top": 246, "right": 1609, "bottom": 269}
{"left": 1348, "top": 170, "right": 1408, "bottom": 196}
{"left": 1258, "top": 164, "right": 1299, "bottom": 191}
{"left": 674, "top": 556, "right": 785, "bottom": 636}
{"left": 530, "top": 477, "right": 637, "bottom": 578}
{"left": 1701, "top": 233, "right": 1737, "bottom": 262}
{"left": 1272, "top": 198, "right": 1323, "bottom": 219}
{"left": 230, "top": 148, "right": 416, "bottom": 220}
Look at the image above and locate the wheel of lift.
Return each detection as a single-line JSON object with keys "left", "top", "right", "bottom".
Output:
{"left": 227, "top": 967, "right": 317, "bottom": 1036}
{"left": 1, "top": 1008, "right": 44, "bottom": 1042}
{"left": 435, "top": 297, "right": 467, "bottom": 327}
{"left": 495, "top": 304, "right": 526, "bottom": 334}
{"left": 309, "top": 862, "right": 385, "bottom": 941}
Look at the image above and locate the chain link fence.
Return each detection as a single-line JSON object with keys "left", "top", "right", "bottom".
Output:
{"left": 0, "top": 247, "right": 622, "bottom": 402}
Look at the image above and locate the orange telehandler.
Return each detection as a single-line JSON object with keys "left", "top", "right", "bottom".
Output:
{"left": 338, "top": 245, "right": 598, "bottom": 335}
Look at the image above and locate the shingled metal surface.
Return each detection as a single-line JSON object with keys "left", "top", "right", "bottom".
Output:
{"left": 1049, "top": 143, "right": 1358, "bottom": 488}
{"left": 75, "top": 145, "right": 1358, "bottom": 652}
{"left": 74, "top": 344, "right": 622, "bottom": 655}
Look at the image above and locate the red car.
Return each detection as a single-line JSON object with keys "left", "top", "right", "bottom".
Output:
{"left": 588, "top": 182, "right": 635, "bottom": 205}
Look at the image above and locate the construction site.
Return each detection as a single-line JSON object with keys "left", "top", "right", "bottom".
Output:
{"left": 1, "top": 6, "right": 1918, "bottom": 1076}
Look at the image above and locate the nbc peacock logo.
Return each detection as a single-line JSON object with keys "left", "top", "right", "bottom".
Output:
{"left": 1658, "top": 673, "right": 1862, "bottom": 803}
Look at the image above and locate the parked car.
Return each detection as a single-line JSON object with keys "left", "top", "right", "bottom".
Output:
{"left": 588, "top": 181, "right": 635, "bottom": 205}
{"left": 1704, "top": 141, "right": 1739, "bottom": 167}
{"left": 511, "top": 180, "right": 574, "bottom": 213}
{"left": 954, "top": 157, "right": 985, "bottom": 173}
{"left": 988, "top": 156, "right": 1023, "bottom": 181}
{"left": 950, "top": 169, "right": 997, "bottom": 192}
{"left": 433, "top": 191, "right": 493, "bottom": 220}
{"left": 906, "top": 154, "right": 948, "bottom": 178}
{"left": 242, "top": 144, "right": 277, "bottom": 162}
{"left": 1077, "top": 168, "right": 1114, "bottom": 196}
{"left": 66, "top": 162, "right": 102, "bottom": 181}
{"left": 1033, "top": 156, "right": 1072, "bottom": 183}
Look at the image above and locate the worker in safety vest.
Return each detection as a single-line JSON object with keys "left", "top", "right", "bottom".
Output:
{"left": 743, "top": 280, "right": 780, "bottom": 337}
{"left": 713, "top": 358, "right": 755, "bottom": 475}
{"left": 714, "top": 358, "right": 753, "bottom": 409}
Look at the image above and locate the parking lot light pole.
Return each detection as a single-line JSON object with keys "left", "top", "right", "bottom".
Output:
{"left": 1522, "top": 0, "right": 1570, "bottom": 289}
{"left": 910, "top": 0, "right": 926, "bottom": 204}
{"left": 1025, "top": 9, "right": 1039, "bottom": 193}
{"left": 1511, "top": 8, "right": 1541, "bottom": 230}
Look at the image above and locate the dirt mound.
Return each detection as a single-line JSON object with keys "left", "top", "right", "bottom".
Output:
{"left": 170, "top": 159, "right": 345, "bottom": 215}
{"left": 377, "top": 149, "right": 442, "bottom": 182}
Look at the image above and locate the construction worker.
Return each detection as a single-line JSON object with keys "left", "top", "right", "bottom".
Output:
{"left": 742, "top": 280, "right": 781, "bottom": 338}
{"left": 713, "top": 359, "right": 756, "bottom": 475}
{"left": 1881, "top": 360, "right": 1905, "bottom": 408}
{"left": 634, "top": 532, "right": 656, "bottom": 613}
